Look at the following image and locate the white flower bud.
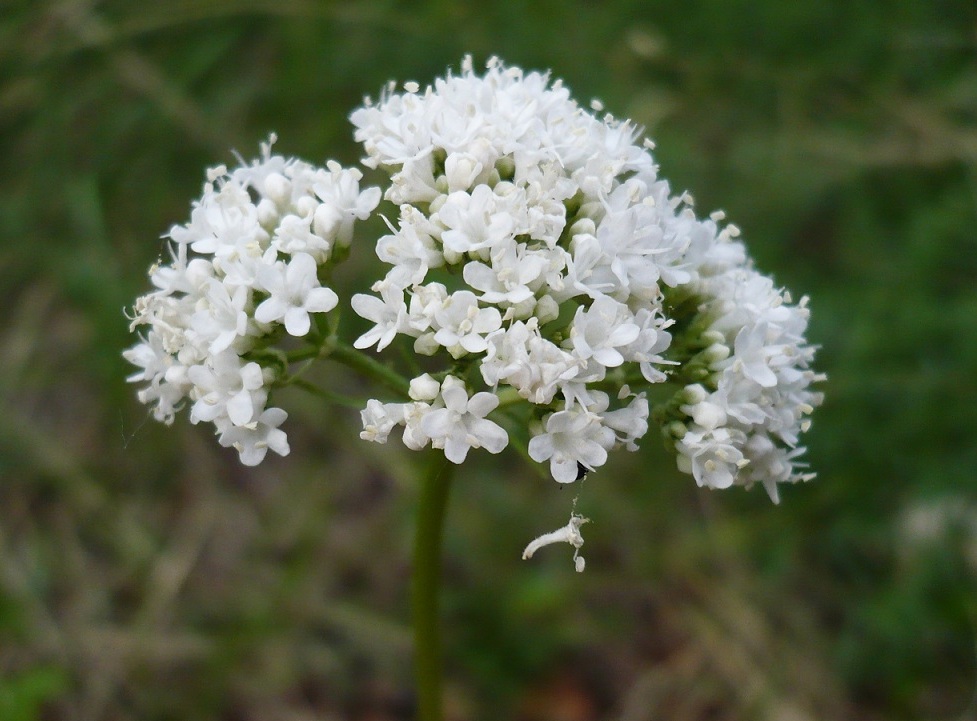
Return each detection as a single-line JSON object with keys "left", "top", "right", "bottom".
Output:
{"left": 256, "top": 198, "right": 279, "bottom": 227}
{"left": 295, "top": 194, "right": 318, "bottom": 217}
{"left": 444, "top": 153, "right": 483, "bottom": 192}
{"left": 263, "top": 172, "right": 290, "bottom": 204}
{"left": 413, "top": 332, "right": 440, "bottom": 356}
{"left": 409, "top": 373, "right": 441, "bottom": 401}
{"left": 683, "top": 384, "right": 707, "bottom": 404}
{"left": 314, "top": 204, "right": 342, "bottom": 239}
{"left": 703, "top": 342, "right": 730, "bottom": 364}
{"left": 569, "top": 217, "right": 597, "bottom": 237}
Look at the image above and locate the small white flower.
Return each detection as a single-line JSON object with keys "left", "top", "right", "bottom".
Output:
{"left": 432, "top": 291, "right": 503, "bottom": 357}
{"left": 360, "top": 399, "right": 405, "bottom": 443}
{"left": 462, "top": 243, "right": 547, "bottom": 307}
{"left": 420, "top": 377, "right": 509, "bottom": 463}
{"left": 376, "top": 208, "right": 444, "bottom": 290}
{"left": 480, "top": 320, "right": 578, "bottom": 404}
{"left": 528, "top": 405, "right": 615, "bottom": 483}
{"left": 409, "top": 373, "right": 441, "bottom": 401}
{"left": 218, "top": 407, "right": 291, "bottom": 466}
{"left": 187, "top": 353, "right": 268, "bottom": 426}
{"left": 676, "top": 427, "right": 748, "bottom": 490}
{"left": 254, "top": 252, "right": 339, "bottom": 336}
{"left": 567, "top": 296, "right": 640, "bottom": 369}
{"left": 443, "top": 151, "right": 485, "bottom": 192}
{"left": 273, "top": 213, "right": 333, "bottom": 261}
{"left": 190, "top": 278, "right": 251, "bottom": 355}
{"left": 351, "top": 286, "right": 410, "bottom": 351}
{"left": 312, "top": 161, "right": 382, "bottom": 247}
{"left": 437, "top": 186, "right": 516, "bottom": 257}
{"left": 599, "top": 393, "right": 649, "bottom": 451}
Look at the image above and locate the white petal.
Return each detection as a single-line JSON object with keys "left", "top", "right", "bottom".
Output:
{"left": 528, "top": 434, "right": 554, "bottom": 462}
{"left": 443, "top": 436, "right": 471, "bottom": 464}
{"left": 226, "top": 390, "right": 255, "bottom": 426}
{"left": 283, "top": 308, "right": 312, "bottom": 336}
{"left": 304, "top": 286, "right": 339, "bottom": 313}
{"left": 469, "top": 418, "right": 508, "bottom": 453}
{"left": 466, "top": 392, "right": 499, "bottom": 418}
{"left": 551, "top": 456, "right": 578, "bottom": 483}
{"left": 254, "top": 296, "right": 288, "bottom": 324}
{"left": 420, "top": 408, "right": 454, "bottom": 438}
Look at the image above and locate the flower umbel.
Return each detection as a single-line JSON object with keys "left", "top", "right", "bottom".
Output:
{"left": 125, "top": 57, "right": 824, "bottom": 564}
{"left": 124, "top": 136, "right": 380, "bottom": 464}
{"left": 351, "top": 56, "right": 822, "bottom": 504}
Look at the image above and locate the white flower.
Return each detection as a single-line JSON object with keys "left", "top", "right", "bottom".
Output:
{"left": 351, "top": 286, "right": 411, "bottom": 351}
{"left": 187, "top": 353, "right": 268, "bottom": 426}
{"left": 359, "top": 399, "right": 405, "bottom": 443}
{"left": 480, "top": 320, "right": 578, "bottom": 404}
{"left": 170, "top": 181, "right": 267, "bottom": 259}
{"left": 443, "top": 151, "right": 485, "bottom": 192}
{"left": 375, "top": 207, "right": 444, "bottom": 290}
{"left": 599, "top": 393, "right": 649, "bottom": 451}
{"left": 437, "top": 186, "right": 517, "bottom": 258}
{"left": 676, "top": 427, "right": 748, "bottom": 490}
{"left": 420, "top": 377, "right": 509, "bottom": 463}
{"left": 218, "top": 407, "right": 291, "bottom": 466}
{"left": 401, "top": 401, "right": 436, "bottom": 450}
{"left": 273, "top": 213, "right": 332, "bottom": 261}
{"left": 566, "top": 296, "right": 640, "bottom": 369}
{"left": 431, "top": 290, "right": 503, "bottom": 357}
{"left": 621, "top": 306, "right": 675, "bottom": 383}
{"left": 190, "top": 278, "right": 251, "bottom": 355}
{"left": 254, "top": 252, "right": 338, "bottom": 336}
{"left": 528, "top": 404, "right": 615, "bottom": 483}
{"left": 312, "top": 161, "right": 382, "bottom": 247}
{"left": 462, "top": 242, "right": 547, "bottom": 307}
{"left": 123, "top": 332, "right": 188, "bottom": 424}
{"left": 125, "top": 141, "right": 377, "bottom": 464}
{"left": 408, "top": 373, "right": 441, "bottom": 401}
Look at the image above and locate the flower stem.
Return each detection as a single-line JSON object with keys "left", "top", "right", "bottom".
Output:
{"left": 412, "top": 452, "right": 453, "bottom": 721}
{"left": 327, "top": 339, "right": 411, "bottom": 399}
{"left": 283, "top": 377, "right": 367, "bottom": 409}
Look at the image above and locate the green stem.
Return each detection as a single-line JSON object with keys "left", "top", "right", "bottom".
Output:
{"left": 327, "top": 339, "right": 411, "bottom": 399}
{"left": 283, "top": 377, "right": 367, "bottom": 409}
{"left": 412, "top": 453, "right": 454, "bottom": 721}
{"left": 286, "top": 337, "right": 411, "bottom": 400}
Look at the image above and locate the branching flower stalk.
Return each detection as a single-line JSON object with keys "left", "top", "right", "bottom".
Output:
{"left": 124, "top": 57, "right": 825, "bottom": 721}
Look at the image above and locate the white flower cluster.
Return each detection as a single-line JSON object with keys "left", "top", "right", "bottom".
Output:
{"left": 663, "top": 265, "right": 826, "bottom": 502}
{"left": 350, "top": 57, "right": 822, "bottom": 497}
{"left": 124, "top": 56, "right": 824, "bottom": 520}
{"left": 124, "top": 137, "right": 381, "bottom": 464}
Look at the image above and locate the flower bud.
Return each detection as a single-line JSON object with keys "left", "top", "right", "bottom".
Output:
{"left": 409, "top": 373, "right": 441, "bottom": 401}
{"left": 413, "top": 332, "right": 440, "bottom": 356}
{"left": 257, "top": 198, "right": 279, "bottom": 227}
{"left": 703, "top": 342, "right": 730, "bottom": 364}
{"left": 263, "top": 172, "right": 290, "bottom": 204}
{"left": 314, "top": 204, "right": 341, "bottom": 239}
{"left": 444, "top": 153, "right": 482, "bottom": 192}
{"left": 531, "top": 295, "right": 559, "bottom": 325}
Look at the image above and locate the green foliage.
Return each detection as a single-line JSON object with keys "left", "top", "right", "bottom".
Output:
{"left": 0, "top": 667, "right": 67, "bottom": 721}
{"left": 1, "top": 0, "right": 975, "bottom": 719}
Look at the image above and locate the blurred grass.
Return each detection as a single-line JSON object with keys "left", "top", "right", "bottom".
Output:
{"left": 2, "top": 0, "right": 976, "bottom": 719}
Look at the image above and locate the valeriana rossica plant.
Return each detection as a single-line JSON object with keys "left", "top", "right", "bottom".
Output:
{"left": 127, "top": 56, "right": 823, "bottom": 562}
{"left": 125, "top": 56, "right": 824, "bottom": 720}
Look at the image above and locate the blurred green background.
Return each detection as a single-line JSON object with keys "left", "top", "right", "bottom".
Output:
{"left": 2, "top": 1, "right": 976, "bottom": 719}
